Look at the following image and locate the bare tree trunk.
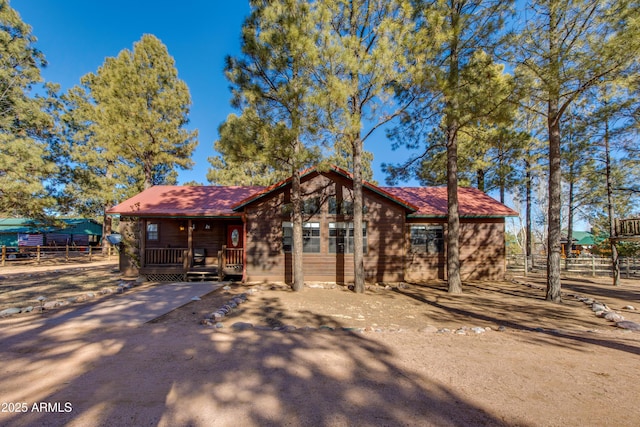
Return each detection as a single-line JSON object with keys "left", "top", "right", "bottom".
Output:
{"left": 102, "top": 163, "right": 113, "bottom": 255}
{"left": 604, "top": 117, "right": 620, "bottom": 286}
{"left": 526, "top": 159, "right": 533, "bottom": 270}
{"left": 477, "top": 169, "right": 485, "bottom": 192}
{"left": 447, "top": 124, "right": 462, "bottom": 294}
{"left": 102, "top": 206, "right": 112, "bottom": 256}
{"left": 291, "top": 167, "right": 304, "bottom": 291}
{"left": 547, "top": 108, "right": 562, "bottom": 302}
{"left": 545, "top": 8, "right": 562, "bottom": 303}
{"left": 566, "top": 177, "right": 574, "bottom": 269}
{"left": 445, "top": 4, "right": 462, "bottom": 294}
{"left": 353, "top": 136, "right": 365, "bottom": 293}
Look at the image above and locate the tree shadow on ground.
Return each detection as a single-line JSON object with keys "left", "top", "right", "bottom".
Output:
{"left": 395, "top": 283, "right": 640, "bottom": 357}
{"left": 0, "top": 296, "right": 516, "bottom": 427}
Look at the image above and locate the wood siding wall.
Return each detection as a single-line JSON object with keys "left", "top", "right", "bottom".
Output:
{"left": 404, "top": 218, "right": 506, "bottom": 281}
{"left": 244, "top": 173, "right": 406, "bottom": 284}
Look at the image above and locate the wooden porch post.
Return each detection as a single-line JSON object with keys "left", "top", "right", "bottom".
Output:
{"left": 242, "top": 218, "right": 247, "bottom": 281}
{"left": 187, "top": 219, "right": 193, "bottom": 270}
{"left": 140, "top": 219, "right": 146, "bottom": 268}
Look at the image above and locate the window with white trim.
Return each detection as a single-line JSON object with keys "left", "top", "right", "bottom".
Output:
{"left": 329, "top": 222, "right": 367, "bottom": 254}
{"left": 146, "top": 223, "right": 159, "bottom": 241}
{"left": 282, "top": 222, "right": 321, "bottom": 253}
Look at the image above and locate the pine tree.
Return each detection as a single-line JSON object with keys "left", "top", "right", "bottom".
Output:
{"left": 62, "top": 34, "right": 197, "bottom": 247}
{"left": 386, "top": 0, "right": 514, "bottom": 293}
{"left": 212, "top": 0, "right": 322, "bottom": 291}
{"left": 314, "top": 0, "right": 415, "bottom": 293}
{"left": 0, "top": 0, "right": 56, "bottom": 217}
{"left": 514, "top": 0, "right": 640, "bottom": 301}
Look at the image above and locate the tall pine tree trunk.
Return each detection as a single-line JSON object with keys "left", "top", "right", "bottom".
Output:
{"left": 565, "top": 178, "right": 574, "bottom": 270}
{"left": 445, "top": 5, "right": 462, "bottom": 294}
{"left": 102, "top": 207, "right": 112, "bottom": 256}
{"left": 447, "top": 124, "right": 462, "bottom": 294}
{"left": 353, "top": 135, "right": 365, "bottom": 293}
{"left": 526, "top": 159, "right": 533, "bottom": 270}
{"left": 477, "top": 169, "right": 485, "bottom": 192}
{"left": 547, "top": 107, "right": 562, "bottom": 302}
{"left": 291, "top": 167, "right": 304, "bottom": 291}
{"left": 102, "top": 164, "right": 114, "bottom": 255}
{"left": 604, "top": 118, "right": 620, "bottom": 286}
{"left": 546, "top": 8, "right": 562, "bottom": 303}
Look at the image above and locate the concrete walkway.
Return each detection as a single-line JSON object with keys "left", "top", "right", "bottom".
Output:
{"left": 43, "top": 281, "right": 222, "bottom": 328}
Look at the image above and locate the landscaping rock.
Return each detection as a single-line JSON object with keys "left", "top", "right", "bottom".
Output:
{"left": 231, "top": 322, "right": 254, "bottom": 330}
{"left": 43, "top": 301, "right": 60, "bottom": 310}
{"left": 0, "top": 307, "right": 21, "bottom": 317}
{"left": 604, "top": 312, "right": 624, "bottom": 322}
{"left": 592, "top": 303, "right": 607, "bottom": 312}
{"left": 419, "top": 326, "right": 438, "bottom": 334}
{"left": 616, "top": 321, "right": 640, "bottom": 331}
{"left": 622, "top": 305, "right": 636, "bottom": 311}
{"left": 471, "top": 327, "right": 486, "bottom": 334}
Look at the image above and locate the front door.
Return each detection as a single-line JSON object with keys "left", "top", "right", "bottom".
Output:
{"left": 227, "top": 225, "right": 243, "bottom": 249}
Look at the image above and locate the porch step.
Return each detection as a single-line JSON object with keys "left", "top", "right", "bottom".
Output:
{"left": 186, "top": 271, "right": 220, "bottom": 282}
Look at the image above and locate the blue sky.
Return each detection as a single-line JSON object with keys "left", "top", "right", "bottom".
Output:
{"left": 13, "top": 0, "right": 415, "bottom": 186}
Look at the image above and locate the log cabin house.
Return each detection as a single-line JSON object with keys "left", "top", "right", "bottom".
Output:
{"left": 107, "top": 166, "right": 518, "bottom": 283}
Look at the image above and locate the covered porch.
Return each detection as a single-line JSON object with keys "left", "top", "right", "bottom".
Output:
{"left": 135, "top": 217, "right": 245, "bottom": 282}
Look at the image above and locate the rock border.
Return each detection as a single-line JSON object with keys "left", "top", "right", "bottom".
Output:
{"left": 201, "top": 285, "right": 501, "bottom": 335}
{"left": 0, "top": 280, "right": 139, "bottom": 318}
{"left": 513, "top": 279, "right": 640, "bottom": 332}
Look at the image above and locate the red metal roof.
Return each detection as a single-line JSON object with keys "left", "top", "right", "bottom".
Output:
{"left": 108, "top": 182, "right": 517, "bottom": 218}
{"left": 107, "top": 185, "right": 265, "bottom": 217}
{"left": 381, "top": 187, "right": 518, "bottom": 217}
{"left": 232, "top": 165, "right": 420, "bottom": 212}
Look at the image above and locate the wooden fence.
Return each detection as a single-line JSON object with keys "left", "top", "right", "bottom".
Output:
{"left": 507, "top": 254, "right": 640, "bottom": 278}
{"left": 0, "top": 245, "right": 116, "bottom": 267}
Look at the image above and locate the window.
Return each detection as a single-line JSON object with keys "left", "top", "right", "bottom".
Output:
{"left": 302, "top": 198, "right": 320, "bottom": 215}
{"left": 146, "top": 223, "right": 159, "bottom": 241}
{"left": 410, "top": 225, "right": 443, "bottom": 254}
{"left": 329, "top": 222, "right": 367, "bottom": 254}
{"left": 281, "top": 198, "right": 320, "bottom": 216}
{"left": 282, "top": 222, "right": 320, "bottom": 253}
{"left": 328, "top": 196, "right": 367, "bottom": 215}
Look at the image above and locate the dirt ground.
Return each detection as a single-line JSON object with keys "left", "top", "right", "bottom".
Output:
{"left": 0, "top": 262, "right": 639, "bottom": 426}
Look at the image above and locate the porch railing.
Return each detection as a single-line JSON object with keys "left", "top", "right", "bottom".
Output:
{"left": 223, "top": 247, "right": 243, "bottom": 269}
{"left": 144, "top": 246, "right": 244, "bottom": 274}
{"left": 145, "top": 248, "right": 186, "bottom": 265}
